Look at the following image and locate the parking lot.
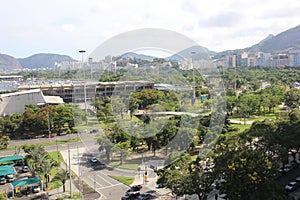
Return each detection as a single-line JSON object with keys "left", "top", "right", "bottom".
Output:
{"left": 0, "top": 158, "right": 45, "bottom": 199}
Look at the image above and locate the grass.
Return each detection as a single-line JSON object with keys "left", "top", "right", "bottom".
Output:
{"left": 2, "top": 138, "right": 81, "bottom": 152}
{"left": 109, "top": 175, "right": 134, "bottom": 186}
{"left": 109, "top": 161, "right": 139, "bottom": 170}
{"left": 229, "top": 112, "right": 278, "bottom": 122}
{"left": 230, "top": 123, "right": 252, "bottom": 133}
{"left": 56, "top": 192, "right": 82, "bottom": 200}
{"left": 46, "top": 151, "right": 64, "bottom": 190}
{"left": 48, "top": 151, "right": 64, "bottom": 163}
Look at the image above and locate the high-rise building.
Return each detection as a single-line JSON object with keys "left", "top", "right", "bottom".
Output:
{"left": 289, "top": 50, "right": 300, "bottom": 67}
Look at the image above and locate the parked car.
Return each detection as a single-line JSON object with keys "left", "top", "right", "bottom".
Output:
{"left": 90, "top": 157, "right": 98, "bottom": 163}
{"left": 0, "top": 177, "right": 6, "bottom": 184}
{"left": 6, "top": 174, "right": 14, "bottom": 182}
{"left": 32, "top": 185, "right": 41, "bottom": 193}
{"left": 90, "top": 129, "right": 99, "bottom": 134}
{"left": 128, "top": 185, "right": 142, "bottom": 192}
{"left": 24, "top": 186, "right": 32, "bottom": 195}
{"left": 22, "top": 165, "right": 29, "bottom": 173}
{"left": 59, "top": 131, "right": 67, "bottom": 136}
{"left": 122, "top": 191, "right": 140, "bottom": 200}
{"left": 285, "top": 181, "right": 298, "bottom": 191}
{"left": 137, "top": 193, "right": 155, "bottom": 200}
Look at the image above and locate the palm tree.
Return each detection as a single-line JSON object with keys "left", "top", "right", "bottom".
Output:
{"left": 53, "top": 169, "right": 69, "bottom": 192}
{"left": 41, "top": 158, "right": 58, "bottom": 188}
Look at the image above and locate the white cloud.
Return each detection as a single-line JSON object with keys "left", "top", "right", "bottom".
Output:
{"left": 61, "top": 24, "right": 77, "bottom": 32}
{"left": 1, "top": 0, "right": 300, "bottom": 58}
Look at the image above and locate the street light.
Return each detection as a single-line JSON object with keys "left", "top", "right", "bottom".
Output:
{"left": 47, "top": 111, "right": 51, "bottom": 138}
{"left": 79, "top": 50, "right": 88, "bottom": 125}
{"left": 191, "top": 51, "right": 196, "bottom": 105}
{"left": 79, "top": 50, "right": 86, "bottom": 80}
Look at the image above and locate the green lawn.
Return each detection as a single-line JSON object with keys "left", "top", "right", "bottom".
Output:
{"left": 109, "top": 175, "right": 134, "bottom": 186}
{"left": 47, "top": 151, "right": 64, "bottom": 190}
{"left": 230, "top": 124, "right": 252, "bottom": 133}
{"left": 2, "top": 138, "right": 80, "bottom": 152}
{"left": 48, "top": 151, "right": 64, "bottom": 163}
{"left": 109, "top": 161, "right": 139, "bottom": 170}
{"left": 229, "top": 112, "right": 278, "bottom": 122}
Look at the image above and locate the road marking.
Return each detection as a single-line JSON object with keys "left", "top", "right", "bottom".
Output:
{"left": 96, "top": 174, "right": 113, "bottom": 186}
{"left": 98, "top": 183, "right": 123, "bottom": 189}
{"left": 86, "top": 175, "right": 104, "bottom": 188}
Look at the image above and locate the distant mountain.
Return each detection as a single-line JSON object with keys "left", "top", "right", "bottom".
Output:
{"left": 0, "top": 53, "right": 22, "bottom": 71}
{"left": 168, "top": 45, "right": 216, "bottom": 61}
{"left": 215, "top": 24, "right": 300, "bottom": 58}
{"left": 18, "top": 53, "right": 76, "bottom": 69}
{"left": 120, "top": 52, "right": 155, "bottom": 61}
{"left": 249, "top": 34, "right": 274, "bottom": 51}
{"left": 256, "top": 25, "right": 300, "bottom": 52}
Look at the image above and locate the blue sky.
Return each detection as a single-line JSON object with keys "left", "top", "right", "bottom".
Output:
{"left": 1, "top": 0, "right": 300, "bottom": 60}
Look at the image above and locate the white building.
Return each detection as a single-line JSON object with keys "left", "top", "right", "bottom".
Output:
{"left": 0, "top": 89, "right": 64, "bottom": 116}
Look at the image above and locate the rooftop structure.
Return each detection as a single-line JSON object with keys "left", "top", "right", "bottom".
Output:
{"left": 0, "top": 89, "right": 64, "bottom": 116}
{"left": 18, "top": 81, "right": 154, "bottom": 103}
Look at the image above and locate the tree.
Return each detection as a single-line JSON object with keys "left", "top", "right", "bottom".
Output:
{"left": 0, "top": 136, "right": 9, "bottom": 150}
{"left": 284, "top": 88, "right": 300, "bottom": 109}
{"left": 114, "top": 141, "right": 131, "bottom": 165}
{"left": 53, "top": 169, "right": 69, "bottom": 192}
{"left": 97, "top": 134, "right": 114, "bottom": 162}
{"left": 94, "top": 97, "right": 114, "bottom": 123}
{"left": 128, "top": 97, "right": 138, "bottom": 119}
{"left": 237, "top": 94, "right": 260, "bottom": 122}
{"left": 157, "top": 154, "right": 215, "bottom": 200}
{"left": 111, "top": 97, "right": 127, "bottom": 119}
{"left": 22, "top": 144, "right": 50, "bottom": 176}
{"left": 226, "top": 96, "right": 237, "bottom": 115}
{"left": 41, "top": 158, "right": 58, "bottom": 188}
{"left": 213, "top": 131, "right": 286, "bottom": 200}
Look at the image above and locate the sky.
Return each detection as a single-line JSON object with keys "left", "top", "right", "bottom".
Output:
{"left": 1, "top": 0, "right": 300, "bottom": 60}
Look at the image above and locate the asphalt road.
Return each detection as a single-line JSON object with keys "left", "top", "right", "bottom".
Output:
{"left": 2, "top": 133, "right": 167, "bottom": 199}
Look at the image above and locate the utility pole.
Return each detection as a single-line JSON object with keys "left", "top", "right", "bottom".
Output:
{"left": 234, "top": 66, "right": 237, "bottom": 93}
{"left": 77, "top": 134, "right": 81, "bottom": 192}
{"left": 191, "top": 52, "right": 196, "bottom": 105}
{"left": 68, "top": 144, "right": 72, "bottom": 197}
{"left": 93, "top": 174, "right": 96, "bottom": 192}
{"left": 47, "top": 111, "right": 51, "bottom": 138}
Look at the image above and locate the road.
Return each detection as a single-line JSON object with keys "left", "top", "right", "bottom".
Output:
{"left": 2, "top": 133, "right": 168, "bottom": 199}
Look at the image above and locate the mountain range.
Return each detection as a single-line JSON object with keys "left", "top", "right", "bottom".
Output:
{"left": 1, "top": 24, "right": 300, "bottom": 71}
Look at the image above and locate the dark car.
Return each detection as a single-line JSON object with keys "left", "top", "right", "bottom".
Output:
{"left": 122, "top": 191, "right": 140, "bottom": 200}
{"left": 137, "top": 193, "right": 155, "bottom": 200}
{"left": 128, "top": 185, "right": 142, "bottom": 192}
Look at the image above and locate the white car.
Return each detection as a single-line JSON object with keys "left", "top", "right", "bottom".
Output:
{"left": 22, "top": 166, "right": 29, "bottom": 173}
{"left": 90, "top": 157, "right": 98, "bottom": 163}
{"left": 285, "top": 181, "right": 298, "bottom": 191}
{"left": 33, "top": 185, "right": 40, "bottom": 193}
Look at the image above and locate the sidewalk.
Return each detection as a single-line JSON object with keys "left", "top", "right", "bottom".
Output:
{"left": 48, "top": 178, "right": 80, "bottom": 199}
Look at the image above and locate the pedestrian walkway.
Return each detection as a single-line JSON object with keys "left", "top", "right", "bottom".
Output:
{"left": 48, "top": 178, "right": 80, "bottom": 199}
{"left": 48, "top": 162, "right": 80, "bottom": 200}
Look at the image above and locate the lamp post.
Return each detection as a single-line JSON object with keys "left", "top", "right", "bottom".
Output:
{"left": 79, "top": 50, "right": 88, "bottom": 125}
{"left": 47, "top": 111, "right": 51, "bottom": 138}
{"left": 191, "top": 52, "right": 196, "bottom": 105}
{"left": 77, "top": 134, "right": 81, "bottom": 192}
{"left": 79, "top": 50, "right": 86, "bottom": 80}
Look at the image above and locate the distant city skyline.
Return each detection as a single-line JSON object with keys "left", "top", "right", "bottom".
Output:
{"left": 1, "top": 0, "right": 300, "bottom": 60}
